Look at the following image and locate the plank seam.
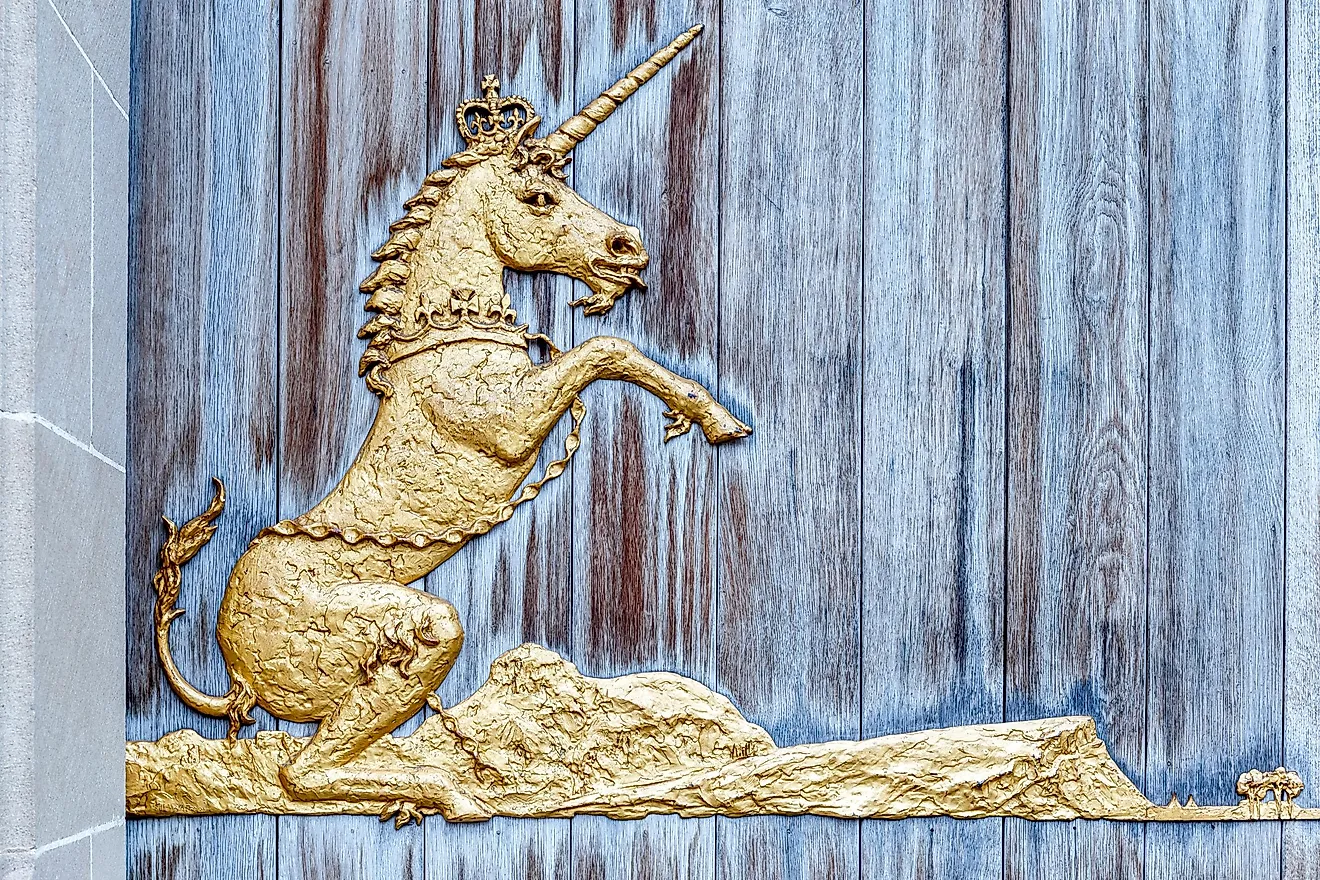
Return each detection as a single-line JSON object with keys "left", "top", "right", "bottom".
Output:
{"left": 1000, "top": 1, "right": 1013, "bottom": 879}
{"left": 568, "top": 2, "right": 578, "bottom": 875}
{"left": 856, "top": 0, "right": 867, "bottom": 874}
{"left": 1280, "top": 0, "right": 1289, "bottom": 876}
{"left": 421, "top": 5, "right": 432, "bottom": 878}
{"left": 273, "top": 0, "right": 285, "bottom": 872}
{"left": 714, "top": 0, "right": 724, "bottom": 877}
{"left": 1143, "top": 0, "right": 1153, "bottom": 874}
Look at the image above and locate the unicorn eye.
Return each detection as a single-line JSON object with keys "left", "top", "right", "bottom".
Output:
{"left": 519, "top": 188, "right": 558, "bottom": 210}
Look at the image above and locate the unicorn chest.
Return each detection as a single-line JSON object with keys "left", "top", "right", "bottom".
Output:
{"left": 408, "top": 347, "right": 545, "bottom": 464}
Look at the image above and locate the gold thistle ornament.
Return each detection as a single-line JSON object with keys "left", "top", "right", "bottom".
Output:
{"left": 128, "top": 26, "right": 1313, "bottom": 828}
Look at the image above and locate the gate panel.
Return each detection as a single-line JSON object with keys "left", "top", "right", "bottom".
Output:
{"left": 568, "top": 0, "right": 721, "bottom": 877}
{"left": 122, "top": 1, "right": 1320, "bottom": 876}
{"left": 425, "top": 1, "right": 576, "bottom": 875}
{"left": 1003, "top": 0, "right": 1150, "bottom": 876}
{"left": 274, "top": 0, "right": 429, "bottom": 876}
{"left": 1145, "top": 0, "right": 1286, "bottom": 875}
{"left": 859, "top": 0, "right": 1007, "bottom": 876}
{"left": 715, "top": 1, "right": 864, "bottom": 877}
{"left": 125, "top": 0, "right": 280, "bottom": 877}
{"left": 1284, "top": 0, "right": 1320, "bottom": 873}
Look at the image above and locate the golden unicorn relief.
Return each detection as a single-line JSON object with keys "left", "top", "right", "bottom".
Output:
{"left": 129, "top": 26, "right": 1313, "bottom": 827}
{"left": 148, "top": 26, "right": 744, "bottom": 823}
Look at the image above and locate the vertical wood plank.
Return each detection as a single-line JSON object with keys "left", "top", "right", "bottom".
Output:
{"left": 276, "top": 0, "right": 428, "bottom": 875}
{"left": 1003, "top": 0, "right": 1149, "bottom": 875}
{"left": 859, "top": 0, "right": 1006, "bottom": 876}
{"left": 125, "top": 0, "right": 280, "bottom": 877}
{"left": 1146, "top": 0, "right": 1285, "bottom": 875}
{"left": 426, "top": 1, "right": 575, "bottom": 874}
{"left": 426, "top": 0, "right": 576, "bottom": 725}
{"left": 716, "top": 1, "right": 863, "bottom": 877}
{"left": 1284, "top": 0, "right": 1320, "bottom": 872}
{"left": 569, "top": 2, "right": 720, "bottom": 876}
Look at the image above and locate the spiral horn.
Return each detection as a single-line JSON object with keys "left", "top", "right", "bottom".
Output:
{"left": 541, "top": 24, "right": 703, "bottom": 157}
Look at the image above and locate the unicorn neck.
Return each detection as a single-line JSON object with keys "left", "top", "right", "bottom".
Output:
{"left": 409, "top": 208, "right": 511, "bottom": 318}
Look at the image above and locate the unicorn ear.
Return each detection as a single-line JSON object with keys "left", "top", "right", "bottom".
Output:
{"left": 506, "top": 115, "right": 542, "bottom": 153}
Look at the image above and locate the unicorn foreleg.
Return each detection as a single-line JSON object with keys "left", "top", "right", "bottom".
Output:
{"left": 528, "top": 335, "right": 750, "bottom": 444}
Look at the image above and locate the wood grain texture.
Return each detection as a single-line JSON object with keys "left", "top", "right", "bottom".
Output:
{"left": 1004, "top": 0, "right": 1150, "bottom": 874}
{"left": 1004, "top": 823, "right": 1141, "bottom": 879}
{"left": 427, "top": 820, "right": 569, "bottom": 880}
{"left": 569, "top": 0, "right": 720, "bottom": 682}
{"left": 123, "top": 0, "right": 1320, "bottom": 874}
{"left": 278, "top": 0, "right": 427, "bottom": 511}
{"left": 1145, "top": 0, "right": 1285, "bottom": 874}
{"left": 126, "top": 0, "right": 280, "bottom": 876}
{"left": 568, "top": 1, "right": 722, "bottom": 876}
{"left": 715, "top": 0, "right": 863, "bottom": 875}
{"left": 716, "top": 817, "right": 857, "bottom": 880}
{"left": 1284, "top": 0, "right": 1320, "bottom": 873}
{"left": 859, "top": 0, "right": 1007, "bottom": 875}
{"left": 126, "top": 817, "right": 275, "bottom": 880}
{"left": 276, "top": 0, "right": 429, "bottom": 875}
{"left": 575, "top": 817, "right": 712, "bottom": 880}
{"left": 281, "top": 820, "right": 422, "bottom": 880}
{"left": 426, "top": 0, "right": 578, "bottom": 872}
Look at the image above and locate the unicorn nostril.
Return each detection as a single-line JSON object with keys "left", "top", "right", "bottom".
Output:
{"left": 608, "top": 231, "right": 642, "bottom": 259}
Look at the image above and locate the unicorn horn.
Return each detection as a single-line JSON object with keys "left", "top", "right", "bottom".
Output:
{"left": 541, "top": 24, "right": 703, "bottom": 157}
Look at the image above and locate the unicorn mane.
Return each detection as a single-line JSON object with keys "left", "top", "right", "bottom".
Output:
{"left": 355, "top": 163, "right": 461, "bottom": 397}
{"left": 355, "top": 142, "right": 570, "bottom": 397}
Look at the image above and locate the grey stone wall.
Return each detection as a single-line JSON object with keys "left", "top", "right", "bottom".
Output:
{"left": 0, "top": 0, "right": 128, "bottom": 878}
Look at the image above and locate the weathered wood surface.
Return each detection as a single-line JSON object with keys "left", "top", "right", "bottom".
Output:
{"left": 126, "top": 0, "right": 280, "bottom": 877}
{"left": 715, "top": 0, "right": 863, "bottom": 877}
{"left": 860, "top": 0, "right": 1005, "bottom": 875}
{"left": 1145, "top": 0, "right": 1286, "bottom": 876}
{"left": 569, "top": 0, "right": 721, "bottom": 876}
{"left": 1285, "top": 0, "right": 1320, "bottom": 875}
{"left": 127, "top": 0, "right": 1316, "bottom": 876}
{"left": 275, "top": 0, "right": 430, "bottom": 876}
{"left": 1004, "top": 0, "right": 1150, "bottom": 876}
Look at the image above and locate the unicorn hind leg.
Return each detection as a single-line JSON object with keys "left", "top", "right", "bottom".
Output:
{"left": 271, "top": 582, "right": 490, "bottom": 822}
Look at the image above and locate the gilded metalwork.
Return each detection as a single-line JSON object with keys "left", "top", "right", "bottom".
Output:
{"left": 128, "top": 26, "right": 1312, "bottom": 826}
{"left": 128, "top": 640, "right": 1318, "bottom": 823}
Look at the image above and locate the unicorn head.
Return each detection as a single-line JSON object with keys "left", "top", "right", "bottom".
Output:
{"left": 448, "top": 69, "right": 656, "bottom": 314}
{"left": 357, "top": 26, "right": 702, "bottom": 395}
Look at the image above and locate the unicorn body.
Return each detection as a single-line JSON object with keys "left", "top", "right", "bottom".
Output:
{"left": 150, "top": 27, "right": 749, "bottom": 823}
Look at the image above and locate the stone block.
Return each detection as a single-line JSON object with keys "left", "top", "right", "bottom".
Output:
{"left": 0, "top": 0, "right": 38, "bottom": 414}
{"left": 35, "top": 0, "right": 93, "bottom": 439}
{"left": 89, "top": 823, "right": 123, "bottom": 880}
{"left": 34, "top": 838, "right": 89, "bottom": 880}
{"left": 47, "top": 0, "right": 128, "bottom": 110}
{"left": 92, "top": 85, "right": 126, "bottom": 465}
{"left": 33, "top": 427, "right": 125, "bottom": 845}
{"left": 0, "top": 417, "right": 37, "bottom": 878}
{"left": 0, "top": 849, "right": 36, "bottom": 880}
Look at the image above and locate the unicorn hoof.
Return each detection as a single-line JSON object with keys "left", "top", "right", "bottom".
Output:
{"left": 702, "top": 409, "right": 751, "bottom": 445}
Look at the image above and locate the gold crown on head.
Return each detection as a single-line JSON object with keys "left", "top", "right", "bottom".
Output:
{"left": 455, "top": 76, "right": 538, "bottom": 147}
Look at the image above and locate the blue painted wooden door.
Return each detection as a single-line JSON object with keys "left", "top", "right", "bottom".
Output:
{"left": 126, "top": 0, "right": 1320, "bottom": 876}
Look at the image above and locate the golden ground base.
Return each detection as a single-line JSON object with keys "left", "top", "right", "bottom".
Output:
{"left": 126, "top": 645, "right": 1311, "bottom": 823}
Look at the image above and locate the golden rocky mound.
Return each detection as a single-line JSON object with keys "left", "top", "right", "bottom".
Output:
{"left": 127, "top": 644, "right": 1154, "bottom": 821}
